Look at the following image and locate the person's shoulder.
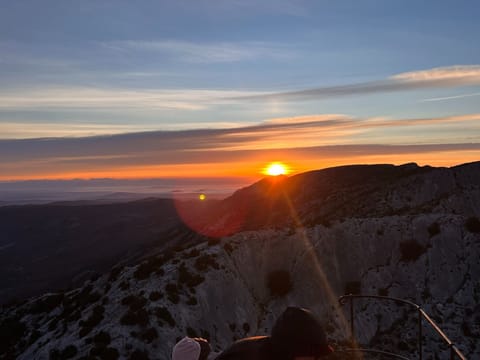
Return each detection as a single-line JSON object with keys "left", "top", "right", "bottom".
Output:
{"left": 214, "top": 336, "right": 272, "bottom": 360}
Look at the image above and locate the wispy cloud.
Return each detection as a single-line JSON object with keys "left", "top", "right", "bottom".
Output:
{"left": 0, "top": 87, "right": 259, "bottom": 111}
{"left": 103, "top": 40, "right": 294, "bottom": 63}
{"left": 0, "top": 121, "right": 256, "bottom": 139}
{"left": 420, "top": 92, "right": 480, "bottom": 102}
{"left": 2, "top": 65, "right": 479, "bottom": 115}
{"left": 232, "top": 65, "right": 480, "bottom": 101}
{"left": 1, "top": 113, "right": 479, "bottom": 179}
{"left": 0, "top": 122, "right": 155, "bottom": 139}
{"left": 391, "top": 65, "right": 480, "bottom": 83}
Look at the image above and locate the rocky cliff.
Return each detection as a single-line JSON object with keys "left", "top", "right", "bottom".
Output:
{"left": 1, "top": 162, "right": 479, "bottom": 359}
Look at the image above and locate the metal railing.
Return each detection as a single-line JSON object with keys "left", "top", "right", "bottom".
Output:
{"left": 338, "top": 294, "right": 467, "bottom": 360}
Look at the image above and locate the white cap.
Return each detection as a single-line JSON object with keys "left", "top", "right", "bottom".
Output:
{"left": 172, "top": 337, "right": 201, "bottom": 360}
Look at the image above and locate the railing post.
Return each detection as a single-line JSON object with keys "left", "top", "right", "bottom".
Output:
{"left": 418, "top": 307, "right": 422, "bottom": 360}
{"left": 350, "top": 296, "right": 355, "bottom": 345}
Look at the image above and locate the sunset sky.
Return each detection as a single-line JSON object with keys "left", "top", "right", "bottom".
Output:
{"left": 1, "top": 1, "right": 479, "bottom": 183}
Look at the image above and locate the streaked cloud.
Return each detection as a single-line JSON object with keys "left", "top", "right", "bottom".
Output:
{"left": 0, "top": 122, "right": 156, "bottom": 139}
{"left": 103, "top": 40, "right": 294, "bottom": 63}
{"left": 421, "top": 92, "right": 480, "bottom": 102}
{"left": 233, "top": 65, "right": 480, "bottom": 102}
{"left": 391, "top": 65, "right": 480, "bottom": 83}
{"left": 1, "top": 112, "right": 479, "bottom": 180}
{"left": 263, "top": 114, "right": 351, "bottom": 125}
{"left": 0, "top": 87, "right": 259, "bottom": 111}
{"left": 0, "top": 121, "right": 257, "bottom": 139}
{"left": 1, "top": 65, "right": 479, "bottom": 117}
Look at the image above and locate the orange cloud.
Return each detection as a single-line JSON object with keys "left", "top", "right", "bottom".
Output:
{"left": 391, "top": 65, "right": 480, "bottom": 83}
{"left": 1, "top": 113, "right": 479, "bottom": 180}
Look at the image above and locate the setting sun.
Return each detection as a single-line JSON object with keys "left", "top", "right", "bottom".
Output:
{"left": 264, "top": 162, "right": 289, "bottom": 176}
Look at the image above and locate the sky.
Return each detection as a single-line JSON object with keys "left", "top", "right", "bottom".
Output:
{"left": 1, "top": 0, "right": 480, "bottom": 184}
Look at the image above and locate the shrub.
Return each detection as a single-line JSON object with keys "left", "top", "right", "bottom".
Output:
{"left": 223, "top": 243, "right": 233, "bottom": 254}
{"left": 141, "top": 327, "right": 158, "bottom": 343}
{"left": 462, "top": 322, "right": 472, "bottom": 337}
{"left": 66, "top": 310, "right": 82, "bottom": 323}
{"left": 79, "top": 305, "right": 105, "bottom": 337}
{"left": 377, "top": 288, "right": 389, "bottom": 296}
{"left": 134, "top": 260, "right": 160, "bottom": 280}
{"left": 129, "top": 349, "right": 150, "bottom": 360}
{"left": 49, "top": 316, "right": 62, "bottom": 331}
{"left": 186, "top": 296, "right": 198, "bottom": 306}
{"left": 194, "top": 254, "right": 219, "bottom": 272}
{"left": 465, "top": 217, "right": 480, "bottom": 233}
{"left": 120, "top": 308, "right": 149, "bottom": 327}
{"left": 93, "top": 331, "right": 111, "bottom": 345}
{"left": 108, "top": 266, "right": 123, "bottom": 282}
{"left": 90, "top": 346, "right": 120, "bottom": 360}
{"left": 421, "top": 287, "right": 432, "bottom": 301}
{"left": 122, "top": 295, "right": 147, "bottom": 311}
{"left": 104, "top": 347, "right": 120, "bottom": 359}
{"left": 399, "top": 240, "right": 427, "bottom": 262}
{"left": 119, "top": 281, "right": 130, "bottom": 291}
{"left": 186, "top": 327, "right": 198, "bottom": 338}
{"left": 427, "top": 222, "right": 440, "bottom": 237}
{"left": 72, "top": 285, "right": 101, "bottom": 307}
{"left": 155, "top": 307, "right": 175, "bottom": 327}
{"left": 183, "top": 249, "right": 200, "bottom": 259}
{"left": 49, "top": 348, "right": 61, "bottom": 360}
{"left": 61, "top": 345, "right": 78, "bottom": 359}
{"left": 266, "top": 270, "right": 293, "bottom": 297}
{"left": 30, "top": 293, "right": 64, "bottom": 314}
{"left": 28, "top": 330, "right": 42, "bottom": 345}
{"left": 149, "top": 291, "right": 163, "bottom": 301}
{"left": 398, "top": 341, "right": 409, "bottom": 351}
{"left": 344, "top": 281, "right": 361, "bottom": 295}
{"left": 0, "top": 316, "right": 26, "bottom": 354}
{"left": 165, "top": 283, "right": 180, "bottom": 304}
{"left": 178, "top": 264, "right": 204, "bottom": 288}
{"left": 207, "top": 237, "right": 221, "bottom": 246}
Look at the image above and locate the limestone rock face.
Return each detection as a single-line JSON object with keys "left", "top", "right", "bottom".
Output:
{"left": 1, "top": 162, "right": 479, "bottom": 359}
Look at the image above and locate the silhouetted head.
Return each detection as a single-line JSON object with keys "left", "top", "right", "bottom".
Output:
{"left": 271, "top": 307, "right": 333, "bottom": 360}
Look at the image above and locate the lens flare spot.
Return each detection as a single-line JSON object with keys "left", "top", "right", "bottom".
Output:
{"left": 199, "top": 193, "right": 206, "bottom": 201}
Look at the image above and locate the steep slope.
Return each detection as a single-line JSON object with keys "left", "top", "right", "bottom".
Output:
{"left": 190, "top": 162, "right": 479, "bottom": 234}
{"left": 1, "top": 162, "right": 479, "bottom": 359}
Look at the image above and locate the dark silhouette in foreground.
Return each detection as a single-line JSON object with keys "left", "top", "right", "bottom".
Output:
{"left": 215, "top": 307, "right": 333, "bottom": 360}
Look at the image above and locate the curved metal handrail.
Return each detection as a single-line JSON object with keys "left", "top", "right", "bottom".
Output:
{"left": 338, "top": 294, "right": 467, "bottom": 360}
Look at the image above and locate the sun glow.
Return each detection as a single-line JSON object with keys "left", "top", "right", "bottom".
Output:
{"left": 264, "top": 162, "right": 289, "bottom": 176}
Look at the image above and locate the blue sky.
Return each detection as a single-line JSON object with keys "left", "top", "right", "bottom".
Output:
{"left": 0, "top": 0, "right": 479, "bottom": 180}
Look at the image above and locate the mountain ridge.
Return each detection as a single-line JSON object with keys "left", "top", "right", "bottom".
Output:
{"left": 1, "top": 161, "right": 479, "bottom": 359}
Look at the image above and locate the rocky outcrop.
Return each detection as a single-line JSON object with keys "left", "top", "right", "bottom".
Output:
{"left": 1, "top": 162, "right": 479, "bottom": 359}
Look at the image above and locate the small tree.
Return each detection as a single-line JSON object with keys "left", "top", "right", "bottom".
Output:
{"left": 266, "top": 270, "right": 293, "bottom": 297}
{"left": 427, "top": 222, "right": 440, "bottom": 237}
{"left": 399, "top": 240, "right": 427, "bottom": 262}
{"left": 465, "top": 217, "right": 480, "bottom": 233}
